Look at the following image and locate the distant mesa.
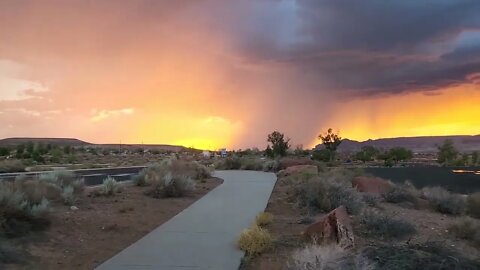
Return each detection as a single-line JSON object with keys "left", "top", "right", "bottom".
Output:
{"left": 315, "top": 135, "right": 480, "bottom": 153}
{"left": 0, "top": 137, "right": 188, "bottom": 152}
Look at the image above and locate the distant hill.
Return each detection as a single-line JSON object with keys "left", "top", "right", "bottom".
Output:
{"left": 316, "top": 135, "right": 480, "bottom": 153}
{"left": 0, "top": 137, "right": 189, "bottom": 152}
{"left": 0, "top": 137, "right": 91, "bottom": 147}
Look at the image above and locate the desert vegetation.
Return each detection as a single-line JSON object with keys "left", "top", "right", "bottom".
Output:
{"left": 241, "top": 163, "right": 480, "bottom": 269}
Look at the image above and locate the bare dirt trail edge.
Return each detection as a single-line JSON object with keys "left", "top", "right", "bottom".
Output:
{"left": 96, "top": 170, "right": 277, "bottom": 270}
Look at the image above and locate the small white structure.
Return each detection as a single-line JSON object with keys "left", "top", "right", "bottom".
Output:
{"left": 202, "top": 150, "right": 211, "bottom": 158}
{"left": 219, "top": 148, "right": 227, "bottom": 158}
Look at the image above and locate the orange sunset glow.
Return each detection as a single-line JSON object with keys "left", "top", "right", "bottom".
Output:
{"left": 1, "top": 1, "right": 479, "bottom": 150}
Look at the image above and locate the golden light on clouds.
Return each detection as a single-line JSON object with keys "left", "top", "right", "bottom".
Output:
{"left": 309, "top": 84, "right": 480, "bottom": 147}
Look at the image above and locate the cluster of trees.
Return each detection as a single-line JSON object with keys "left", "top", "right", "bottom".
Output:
{"left": 437, "top": 139, "right": 480, "bottom": 166}
{"left": 0, "top": 142, "right": 78, "bottom": 164}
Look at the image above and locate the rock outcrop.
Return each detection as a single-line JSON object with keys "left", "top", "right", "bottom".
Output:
{"left": 302, "top": 206, "right": 354, "bottom": 249}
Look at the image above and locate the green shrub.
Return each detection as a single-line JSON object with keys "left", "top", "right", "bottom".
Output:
{"left": 295, "top": 175, "right": 364, "bottom": 215}
{"left": 359, "top": 210, "right": 416, "bottom": 240}
{"left": 255, "top": 212, "right": 273, "bottom": 227}
{"left": 39, "top": 170, "right": 84, "bottom": 194}
{"left": 102, "top": 177, "right": 118, "bottom": 196}
{"left": 449, "top": 217, "right": 480, "bottom": 246}
{"left": 238, "top": 225, "right": 273, "bottom": 256}
{"left": 0, "top": 160, "right": 25, "bottom": 173}
{"left": 137, "top": 159, "right": 210, "bottom": 186}
{"left": 240, "top": 158, "right": 264, "bottom": 171}
{"left": 421, "top": 187, "right": 465, "bottom": 215}
{"left": 466, "top": 192, "right": 480, "bottom": 218}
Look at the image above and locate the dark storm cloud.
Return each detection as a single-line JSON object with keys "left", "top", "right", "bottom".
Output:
{"left": 230, "top": 0, "right": 480, "bottom": 95}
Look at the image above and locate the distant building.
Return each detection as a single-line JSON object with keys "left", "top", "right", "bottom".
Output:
{"left": 219, "top": 148, "right": 227, "bottom": 158}
{"left": 202, "top": 150, "right": 211, "bottom": 158}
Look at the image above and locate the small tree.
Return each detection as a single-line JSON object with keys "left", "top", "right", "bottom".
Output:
{"left": 437, "top": 139, "right": 458, "bottom": 166}
{"left": 354, "top": 145, "right": 379, "bottom": 163}
{"left": 267, "top": 131, "right": 290, "bottom": 157}
{"left": 265, "top": 145, "right": 274, "bottom": 158}
{"left": 388, "top": 147, "right": 413, "bottom": 163}
{"left": 318, "top": 128, "right": 342, "bottom": 161}
{"left": 472, "top": 151, "right": 479, "bottom": 166}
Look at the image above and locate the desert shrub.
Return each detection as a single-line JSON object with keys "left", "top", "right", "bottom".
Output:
{"left": 0, "top": 182, "right": 50, "bottom": 238}
{"left": 238, "top": 225, "right": 273, "bottom": 256}
{"left": 359, "top": 210, "right": 416, "bottom": 240}
{"left": 295, "top": 175, "right": 364, "bottom": 215}
{"left": 215, "top": 156, "right": 242, "bottom": 170}
{"left": 147, "top": 172, "right": 195, "bottom": 198}
{"left": 39, "top": 170, "right": 84, "bottom": 194}
{"left": 102, "top": 177, "right": 118, "bottom": 196}
{"left": 0, "top": 241, "right": 26, "bottom": 264}
{"left": 449, "top": 217, "right": 480, "bottom": 246}
{"left": 383, "top": 184, "right": 418, "bottom": 206}
{"left": 278, "top": 157, "right": 313, "bottom": 170}
{"left": 362, "top": 193, "right": 380, "bottom": 207}
{"left": 262, "top": 159, "right": 280, "bottom": 172}
{"left": 0, "top": 160, "right": 25, "bottom": 173}
{"left": 288, "top": 244, "right": 375, "bottom": 270}
{"left": 362, "top": 241, "right": 480, "bottom": 270}
{"left": 240, "top": 158, "right": 264, "bottom": 171}
{"left": 255, "top": 212, "right": 273, "bottom": 227}
{"left": 421, "top": 186, "right": 465, "bottom": 215}
{"left": 61, "top": 185, "right": 76, "bottom": 204}
{"left": 133, "top": 168, "right": 148, "bottom": 186}
{"left": 466, "top": 192, "right": 480, "bottom": 218}
{"left": 38, "top": 170, "right": 83, "bottom": 204}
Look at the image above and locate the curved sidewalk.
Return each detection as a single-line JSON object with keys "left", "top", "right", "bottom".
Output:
{"left": 96, "top": 170, "right": 277, "bottom": 270}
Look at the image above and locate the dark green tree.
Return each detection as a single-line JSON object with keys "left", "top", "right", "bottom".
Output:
{"left": 354, "top": 146, "right": 379, "bottom": 163}
{"left": 267, "top": 131, "right": 290, "bottom": 157}
{"left": 0, "top": 147, "right": 10, "bottom": 156}
{"left": 15, "top": 144, "right": 25, "bottom": 159}
{"left": 311, "top": 149, "right": 331, "bottom": 162}
{"left": 265, "top": 145, "right": 274, "bottom": 158}
{"left": 26, "top": 141, "right": 34, "bottom": 154}
{"left": 318, "top": 128, "right": 342, "bottom": 161}
{"left": 437, "top": 139, "right": 458, "bottom": 166}
{"left": 472, "top": 151, "right": 479, "bottom": 166}
{"left": 388, "top": 147, "right": 413, "bottom": 163}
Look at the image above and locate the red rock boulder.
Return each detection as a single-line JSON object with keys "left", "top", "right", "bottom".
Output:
{"left": 352, "top": 176, "right": 393, "bottom": 194}
{"left": 302, "top": 206, "right": 354, "bottom": 249}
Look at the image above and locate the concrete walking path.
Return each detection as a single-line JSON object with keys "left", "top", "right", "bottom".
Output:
{"left": 96, "top": 170, "right": 277, "bottom": 270}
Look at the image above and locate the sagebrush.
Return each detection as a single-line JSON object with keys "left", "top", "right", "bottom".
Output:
{"left": 238, "top": 225, "right": 273, "bottom": 257}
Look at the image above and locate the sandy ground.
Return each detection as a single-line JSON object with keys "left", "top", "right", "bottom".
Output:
{"left": 5, "top": 178, "right": 222, "bottom": 270}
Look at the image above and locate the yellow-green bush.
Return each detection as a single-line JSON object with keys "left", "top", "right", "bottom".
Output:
{"left": 255, "top": 212, "right": 273, "bottom": 227}
{"left": 238, "top": 225, "right": 273, "bottom": 256}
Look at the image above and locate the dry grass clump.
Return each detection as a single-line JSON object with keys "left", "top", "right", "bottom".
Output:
{"left": 295, "top": 172, "right": 364, "bottom": 215}
{"left": 238, "top": 225, "right": 273, "bottom": 257}
{"left": 0, "top": 160, "right": 25, "bottom": 173}
{"left": 449, "top": 217, "right": 480, "bottom": 247}
{"left": 359, "top": 210, "right": 416, "bottom": 240}
{"left": 135, "top": 159, "right": 210, "bottom": 187}
{"left": 466, "top": 192, "right": 480, "bottom": 218}
{"left": 421, "top": 186, "right": 465, "bottom": 215}
{"left": 262, "top": 159, "right": 280, "bottom": 172}
{"left": 255, "top": 212, "right": 274, "bottom": 227}
{"left": 215, "top": 157, "right": 242, "bottom": 170}
{"left": 288, "top": 244, "right": 375, "bottom": 270}
{"left": 102, "top": 176, "right": 118, "bottom": 196}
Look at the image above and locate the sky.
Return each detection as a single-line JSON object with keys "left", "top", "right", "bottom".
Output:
{"left": 0, "top": 0, "right": 479, "bottom": 150}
